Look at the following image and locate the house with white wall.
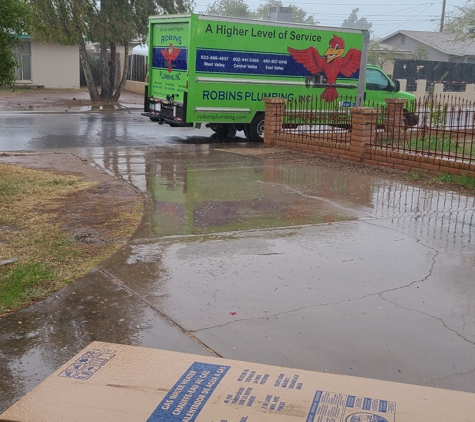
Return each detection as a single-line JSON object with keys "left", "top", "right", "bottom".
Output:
{"left": 15, "top": 35, "right": 80, "bottom": 89}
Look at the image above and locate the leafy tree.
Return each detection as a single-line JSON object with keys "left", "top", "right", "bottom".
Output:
{"left": 28, "top": 0, "right": 193, "bottom": 102}
{"left": 368, "top": 40, "right": 396, "bottom": 68}
{"left": 206, "top": 0, "right": 252, "bottom": 18}
{"left": 445, "top": 0, "right": 475, "bottom": 33}
{"left": 253, "top": 0, "right": 317, "bottom": 25}
{"left": 341, "top": 8, "right": 372, "bottom": 32}
{"left": 413, "top": 44, "right": 429, "bottom": 60}
{"left": 0, "top": 0, "right": 29, "bottom": 87}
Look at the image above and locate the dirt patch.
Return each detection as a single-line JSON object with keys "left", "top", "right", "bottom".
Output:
{"left": 0, "top": 152, "right": 142, "bottom": 240}
{"left": 0, "top": 88, "right": 144, "bottom": 111}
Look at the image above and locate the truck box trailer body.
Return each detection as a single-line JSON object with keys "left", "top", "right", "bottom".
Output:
{"left": 142, "top": 14, "right": 417, "bottom": 141}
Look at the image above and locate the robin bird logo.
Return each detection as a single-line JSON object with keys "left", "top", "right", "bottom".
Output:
{"left": 288, "top": 35, "right": 361, "bottom": 102}
{"left": 161, "top": 43, "right": 181, "bottom": 73}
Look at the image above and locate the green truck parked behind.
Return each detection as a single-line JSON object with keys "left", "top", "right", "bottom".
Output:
{"left": 142, "top": 14, "right": 417, "bottom": 141}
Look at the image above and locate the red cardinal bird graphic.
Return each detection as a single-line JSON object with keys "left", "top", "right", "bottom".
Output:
{"left": 161, "top": 43, "right": 181, "bottom": 73}
{"left": 288, "top": 35, "right": 361, "bottom": 102}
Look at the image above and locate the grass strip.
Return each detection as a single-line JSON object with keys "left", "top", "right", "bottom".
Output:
{"left": 0, "top": 164, "right": 141, "bottom": 315}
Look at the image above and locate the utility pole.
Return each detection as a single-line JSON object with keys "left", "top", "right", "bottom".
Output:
{"left": 440, "top": 0, "right": 447, "bottom": 32}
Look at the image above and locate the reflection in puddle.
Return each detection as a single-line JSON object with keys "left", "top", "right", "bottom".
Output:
{"left": 91, "top": 146, "right": 475, "bottom": 249}
{"left": 78, "top": 104, "right": 126, "bottom": 112}
{"left": 146, "top": 155, "right": 369, "bottom": 235}
{"left": 370, "top": 181, "right": 475, "bottom": 249}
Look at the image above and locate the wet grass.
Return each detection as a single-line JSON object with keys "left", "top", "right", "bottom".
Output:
{"left": 404, "top": 170, "right": 475, "bottom": 194}
{"left": 1, "top": 263, "right": 54, "bottom": 309}
{"left": 438, "top": 173, "right": 475, "bottom": 189}
{"left": 0, "top": 165, "right": 95, "bottom": 313}
{"left": 0, "top": 164, "right": 141, "bottom": 315}
{"left": 407, "top": 170, "right": 423, "bottom": 181}
{"left": 403, "top": 135, "right": 475, "bottom": 158}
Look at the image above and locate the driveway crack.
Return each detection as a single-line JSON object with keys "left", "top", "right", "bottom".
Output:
{"left": 379, "top": 293, "right": 475, "bottom": 346}
{"left": 417, "top": 367, "right": 475, "bottom": 384}
{"left": 191, "top": 247, "right": 440, "bottom": 334}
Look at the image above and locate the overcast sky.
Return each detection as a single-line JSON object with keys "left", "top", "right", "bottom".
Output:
{"left": 193, "top": 0, "right": 469, "bottom": 39}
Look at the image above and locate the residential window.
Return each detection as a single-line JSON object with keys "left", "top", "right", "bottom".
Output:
{"left": 14, "top": 41, "right": 31, "bottom": 81}
{"left": 400, "top": 34, "right": 406, "bottom": 45}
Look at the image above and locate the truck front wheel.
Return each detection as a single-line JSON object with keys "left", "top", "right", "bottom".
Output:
{"left": 244, "top": 113, "right": 265, "bottom": 142}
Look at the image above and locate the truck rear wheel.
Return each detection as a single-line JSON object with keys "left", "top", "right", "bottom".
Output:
{"left": 244, "top": 113, "right": 265, "bottom": 142}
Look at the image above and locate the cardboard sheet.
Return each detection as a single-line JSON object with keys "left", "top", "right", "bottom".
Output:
{"left": 1, "top": 341, "right": 474, "bottom": 421}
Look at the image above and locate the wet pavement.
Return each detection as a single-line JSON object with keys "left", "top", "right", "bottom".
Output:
{"left": 0, "top": 90, "right": 246, "bottom": 150}
{"left": 1, "top": 109, "right": 475, "bottom": 413}
{"left": 0, "top": 112, "right": 227, "bottom": 150}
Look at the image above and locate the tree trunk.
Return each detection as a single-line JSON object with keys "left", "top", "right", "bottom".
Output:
{"left": 109, "top": 43, "right": 117, "bottom": 91}
{"left": 78, "top": 38, "right": 99, "bottom": 102}
{"left": 100, "top": 41, "right": 112, "bottom": 100}
{"left": 112, "top": 43, "right": 129, "bottom": 102}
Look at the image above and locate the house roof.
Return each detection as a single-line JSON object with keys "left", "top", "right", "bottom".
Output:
{"left": 380, "top": 30, "right": 475, "bottom": 57}
{"left": 369, "top": 41, "right": 412, "bottom": 55}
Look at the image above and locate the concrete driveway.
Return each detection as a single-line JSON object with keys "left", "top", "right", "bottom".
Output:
{"left": 0, "top": 92, "right": 474, "bottom": 414}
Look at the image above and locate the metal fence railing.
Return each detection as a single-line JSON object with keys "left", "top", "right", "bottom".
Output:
{"left": 372, "top": 95, "right": 475, "bottom": 165}
{"left": 277, "top": 94, "right": 378, "bottom": 144}
{"left": 276, "top": 93, "right": 475, "bottom": 166}
{"left": 127, "top": 54, "right": 147, "bottom": 82}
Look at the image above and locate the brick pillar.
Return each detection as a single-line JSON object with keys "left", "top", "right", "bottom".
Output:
{"left": 385, "top": 98, "right": 407, "bottom": 143}
{"left": 350, "top": 107, "right": 378, "bottom": 161}
{"left": 263, "top": 98, "right": 285, "bottom": 147}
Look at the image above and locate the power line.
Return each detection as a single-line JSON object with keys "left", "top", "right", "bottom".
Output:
{"left": 380, "top": 3, "right": 436, "bottom": 37}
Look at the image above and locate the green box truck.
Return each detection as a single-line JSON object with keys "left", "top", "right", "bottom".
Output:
{"left": 142, "top": 14, "right": 417, "bottom": 141}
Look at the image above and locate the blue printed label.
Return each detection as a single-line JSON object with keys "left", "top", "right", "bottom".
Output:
{"left": 152, "top": 47, "right": 188, "bottom": 72}
{"left": 147, "top": 362, "right": 230, "bottom": 422}
{"left": 196, "top": 49, "right": 303, "bottom": 77}
{"left": 306, "top": 390, "right": 396, "bottom": 422}
{"left": 346, "top": 395, "right": 356, "bottom": 408}
{"left": 195, "top": 49, "right": 360, "bottom": 79}
{"left": 58, "top": 348, "right": 115, "bottom": 380}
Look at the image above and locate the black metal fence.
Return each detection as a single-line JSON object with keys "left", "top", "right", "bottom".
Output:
{"left": 277, "top": 94, "right": 475, "bottom": 166}
{"left": 278, "top": 94, "right": 378, "bottom": 144}
{"left": 373, "top": 95, "right": 475, "bottom": 165}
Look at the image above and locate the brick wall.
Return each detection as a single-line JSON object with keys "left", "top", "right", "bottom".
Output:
{"left": 263, "top": 98, "right": 475, "bottom": 178}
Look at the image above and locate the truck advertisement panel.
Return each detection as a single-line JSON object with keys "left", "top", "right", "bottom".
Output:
{"left": 150, "top": 21, "right": 189, "bottom": 102}
{"left": 186, "top": 15, "right": 365, "bottom": 124}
